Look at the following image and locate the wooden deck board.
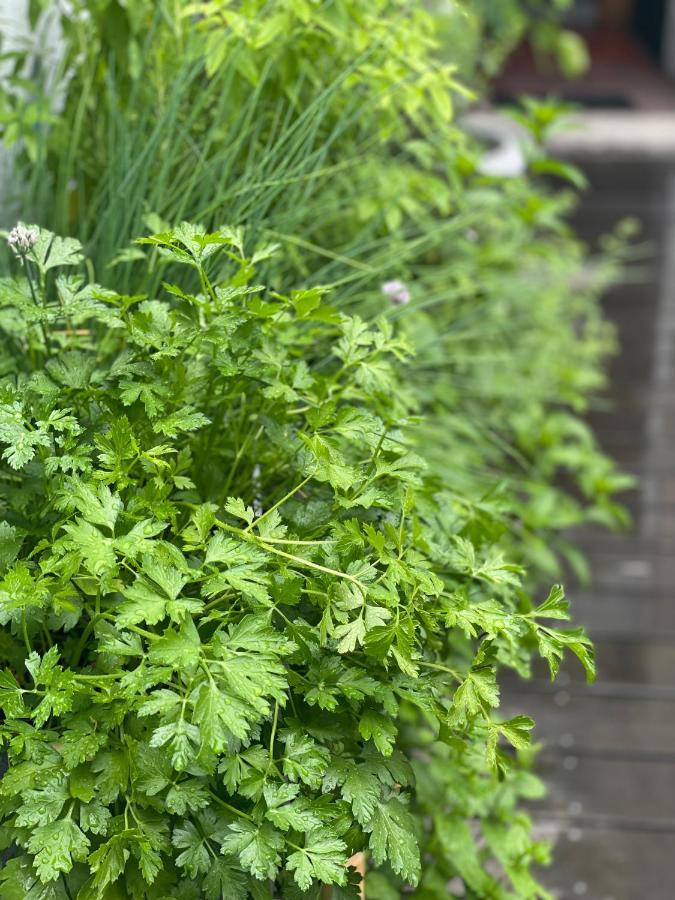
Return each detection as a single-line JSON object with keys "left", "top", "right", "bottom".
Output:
{"left": 512, "top": 160, "right": 675, "bottom": 898}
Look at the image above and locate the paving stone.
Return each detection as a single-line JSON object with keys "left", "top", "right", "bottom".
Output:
{"left": 571, "top": 553, "right": 675, "bottom": 593}
{"left": 565, "top": 589, "right": 675, "bottom": 633}
{"left": 533, "top": 755, "right": 675, "bottom": 820}
{"left": 503, "top": 692, "right": 675, "bottom": 754}
{"left": 515, "top": 636, "right": 675, "bottom": 683}
{"left": 539, "top": 827, "right": 675, "bottom": 900}
{"left": 492, "top": 124, "right": 675, "bottom": 900}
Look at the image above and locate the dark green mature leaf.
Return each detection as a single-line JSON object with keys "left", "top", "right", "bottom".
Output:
{"left": 359, "top": 710, "right": 397, "bottom": 757}
{"left": 0, "top": 522, "right": 22, "bottom": 572}
{"left": 88, "top": 834, "right": 130, "bottom": 893}
{"left": 203, "top": 858, "right": 249, "bottom": 900}
{"left": 340, "top": 764, "right": 382, "bottom": 825}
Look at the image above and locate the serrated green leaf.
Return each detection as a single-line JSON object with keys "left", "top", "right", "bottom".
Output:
{"left": 28, "top": 817, "right": 90, "bottom": 882}
{"left": 220, "top": 821, "right": 283, "bottom": 881}
{"left": 366, "top": 800, "right": 420, "bottom": 884}
{"left": 287, "top": 829, "right": 347, "bottom": 890}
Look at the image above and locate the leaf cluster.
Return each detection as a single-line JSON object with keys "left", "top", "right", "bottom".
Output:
{"left": 0, "top": 226, "right": 596, "bottom": 897}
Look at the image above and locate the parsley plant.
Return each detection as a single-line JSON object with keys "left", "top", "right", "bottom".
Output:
{"left": 0, "top": 225, "right": 594, "bottom": 898}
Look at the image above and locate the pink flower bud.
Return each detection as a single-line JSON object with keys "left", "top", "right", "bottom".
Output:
{"left": 381, "top": 279, "right": 411, "bottom": 306}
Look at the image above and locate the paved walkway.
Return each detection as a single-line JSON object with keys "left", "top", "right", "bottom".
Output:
{"left": 506, "top": 161, "right": 675, "bottom": 900}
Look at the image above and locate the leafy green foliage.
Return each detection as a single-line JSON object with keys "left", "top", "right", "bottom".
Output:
{"left": 1, "top": 1, "right": 627, "bottom": 585}
{"left": 0, "top": 226, "right": 597, "bottom": 896}
{"left": 0, "top": 2, "right": 628, "bottom": 897}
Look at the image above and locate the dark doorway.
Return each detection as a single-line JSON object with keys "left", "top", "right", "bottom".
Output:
{"left": 568, "top": 1, "right": 669, "bottom": 64}
{"left": 634, "top": 0, "right": 667, "bottom": 60}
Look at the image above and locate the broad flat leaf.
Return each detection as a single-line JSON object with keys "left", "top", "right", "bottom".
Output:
{"left": 117, "top": 579, "right": 167, "bottom": 627}
{"left": 263, "top": 782, "right": 322, "bottom": 833}
{"left": 359, "top": 709, "right": 396, "bottom": 757}
{"left": 149, "top": 718, "right": 201, "bottom": 771}
{"left": 66, "top": 479, "right": 123, "bottom": 532}
{"left": 220, "top": 821, "right": 283, "bottom": 881}
{"left": 203, "top": 857, "right": 249, "bottom": 900}
{"left": 449, "top": 668, "right": 499, "bottom": 725}
{"left": 224, "top": 497, "right": 255, "bottom": 525}
{"left": 340, "top": 765, "right": 381, "bottom": 825}
{"left": 366, "top": 800, "right": 419, "bottom": 884}
{"left": 62, "top": 519, "right": 117, "bottom": 576}
{"left": 0, "top": 669, "right": 27, "bottom": 717}
{"left": 534, "top": 584, "right": 569, "bottom": 620}
{"left": 202, "top": 537, "right": 271, "bottom": 604}
{"left": 27, "top": 818, "right": 90, "bottom": 882}
{"left": 173, "top": 821, "right": 210, "bottom": 877}
{"left": 434, "top": 815, "right": 501, "bottom": 896}
{"left": 165, "top": 779, "right": 210, "bottom": 815}
{"left": 30, "top": 232, "right": 83, "bottom": 272}
{"left": 191, "top": 678, "right": 253, "bottom": 746}
{"left": 287, "top": 829, "right": 347, "bottom": 890}
{"left": 334, "top": 616, "right": 366, "bottom": 654}
{"left": 88, "top": 834, "right": 130, "bottom": 892}
{"left": 499, "top": 715, "right": 535, "bottom": 750}
{"left": 149, "top": 619, "right": 201, "bottom": 669}
{"left": 153, "top": 406, "right": 210, "bottom": 437}
{"left": 281, "top": 731, "right": 329, "bottom": 788}
{"left": 142, "top": 557, "right": 188, "bottom": 600}
{"left": 0, "top": 522, "right": 22, "bottom": 573}
{"left": 535, "top": 624, "right": 596, "bottom": 682}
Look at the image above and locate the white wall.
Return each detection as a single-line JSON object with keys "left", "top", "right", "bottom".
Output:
{"left": 0, "top": 0, "right": 64, "bottom": 220}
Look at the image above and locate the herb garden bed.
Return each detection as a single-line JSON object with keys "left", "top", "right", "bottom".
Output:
{"left": 0, "top": 2, "right": 628, "bottom": 898}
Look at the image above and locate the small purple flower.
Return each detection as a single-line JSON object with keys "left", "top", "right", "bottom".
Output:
{"left": 7, "top": 223, "right": 38, "bottom": 256}
{"left": 381, "top": 279, "right": 410, "bottom": 306}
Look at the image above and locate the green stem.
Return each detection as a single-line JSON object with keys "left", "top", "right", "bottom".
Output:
{"left": 21, "top": 611, "right": 32, "bottom": 654}
{"left": 202, "top": 590, "right": 237, "bottom": 614}
{"left": 255, "top": 540, "right": 368, "bottom": 594}
{"left": 70, "top": 611, "right": 106, "bottom": 668}
{"left": 269, "top": 700, "right": 279, "bottom": 763}
{"left": 252, "top": 536, "right": 335, "bottom": 546}
{"left": 417, "top": 660, "right": 462, "bottom": 681}
{"left": 102, "top": 612, "right": 160, "bottom": 642}
{"left": 207, "top": 790, "right": 254, "bottom": 822}
{"left": 22, "top": 256, "right": 51, "bottom": 357}
{"left": 198, "top": 264, "right": 219, "bottom": 307}
{"left": 218, "top": 519, "right": 369, "bottom": 593}
{"left": 73, "top": 672, "right": 120, "bottom": 681}
{"left": 220, "top": 423, "right": 262, "bottom": 501}
{"left": 40, "top": 623, "right": 53, "bottom": 649}
{"left": 60, "top": 873, "right": 74, "bottom": 900}
{"left": 243, "top": 475, "right": 312, "bottom": 533}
